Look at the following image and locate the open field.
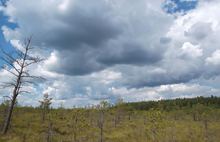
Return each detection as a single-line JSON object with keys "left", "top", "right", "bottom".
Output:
{"left": 0, "top": 96, "right": 220, "bottom": 142}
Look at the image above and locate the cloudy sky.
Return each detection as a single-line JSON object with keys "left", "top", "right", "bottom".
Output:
{"left": 0, "top": 0, "right": 220, "bottom": 107}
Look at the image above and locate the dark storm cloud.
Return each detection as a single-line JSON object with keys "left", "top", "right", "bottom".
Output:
{"left": 116, "top": 56, "right": 205, "bottom": 88}
{"left": 129, "top": 70, "right": 203, "bottom": 88}
{"left": 44, "top": 8, "right": 122, "bottom": 50}
{"left": 47, "top": 48, "right": 105, "bottom": 75}
{"left": 31, "top": 0, "right": 172, "bottom": 76}
{"left": 98, "top": 42, "right": 162, "bottom": 66}
{"left": 160, "top": 37, "right": 171, "bottom": 44}
{"left": 3, "top": 0, "right": 168, "bottom": 76}
{"left": 48, "top": 41, "right": 164, "bottom": 76}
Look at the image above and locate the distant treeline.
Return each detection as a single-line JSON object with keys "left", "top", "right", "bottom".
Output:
{"left": 121, "top": 96, "right": 220, "bottom": 111}
{"left": 1, "top": 96, "right": 220, "bottom": 111}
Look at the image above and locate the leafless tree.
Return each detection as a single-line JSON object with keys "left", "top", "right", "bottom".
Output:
{"left": 0, "top": 37, "right": 44, "bottom": 134}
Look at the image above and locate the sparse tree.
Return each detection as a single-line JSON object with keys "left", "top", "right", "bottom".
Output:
{"left": 114, "top": 98, "right": 124, "bottom": 127}
{"left": 39, "top": 93, "right": 52, "bottom": 121}
{"left": 97, "top": 101, "right": 110, "bottom": 142}
{"left": 0, "top": 37, "right": 44, "bottom": 134}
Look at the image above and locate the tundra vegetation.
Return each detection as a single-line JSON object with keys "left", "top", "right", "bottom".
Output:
{"left": 0, "top": 96, "right": 220, "bottom": 142}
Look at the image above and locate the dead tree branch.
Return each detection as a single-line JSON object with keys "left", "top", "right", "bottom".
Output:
{"left": 0, "top": 37, "right": 44, "bottom": 134}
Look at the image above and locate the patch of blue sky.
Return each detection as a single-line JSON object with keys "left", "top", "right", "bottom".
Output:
{"left": 162, "top": 0, "right": 198, "bottom": 14}
{"left": 0, "top": 11, "right": 18, "bottom": 65}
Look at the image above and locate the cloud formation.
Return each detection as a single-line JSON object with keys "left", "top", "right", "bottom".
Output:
{"left": 1, "top": 0, "right": 220, "bottom": 107}
{"left": 1, "top": 0, "right": 173, "bottom": 75}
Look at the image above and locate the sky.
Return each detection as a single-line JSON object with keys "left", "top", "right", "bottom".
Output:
{"left": 1, "top": 0, "right": 220, "bottom": 107}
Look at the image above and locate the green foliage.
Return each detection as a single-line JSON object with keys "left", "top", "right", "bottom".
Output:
{"left": 123, "top": 96, "right": 220, "bottom": 111}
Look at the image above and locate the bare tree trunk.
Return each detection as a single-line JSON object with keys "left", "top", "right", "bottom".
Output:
{"left": 0, "top": 37, "right": 44, "bottom": 134}
{"left": 99, "top": 111, "right": 104, "bottom": 142}
{"left": 2, "top": 93, "right": 17, "bottom": 134}
{"left": 100, "top": 126, "right": 103, "bottom": 142}
{"left": 46, "top": 122, "right": 53, "bottom": 142}
{"left": 42, "top": 108, "right": 45, "bottom": 121}
{"left": 2, "top": 61, "right": 22, "bottom": 134}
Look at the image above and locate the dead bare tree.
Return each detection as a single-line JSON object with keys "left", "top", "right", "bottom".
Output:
{"left": 0, "top": 37, "right": 44, "bottom": 134}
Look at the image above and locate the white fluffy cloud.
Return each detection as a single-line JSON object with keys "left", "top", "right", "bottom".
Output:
{"left": 206, "top": 50, "right": 220, "bottom": 65}
{"left": 181, "top": 42, "right": 203, "bottom": 58}
{"left": 111, "top": 83, "right": 220, "bottom": 102}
